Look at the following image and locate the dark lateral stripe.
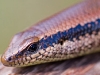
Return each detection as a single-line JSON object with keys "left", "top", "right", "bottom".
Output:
{"left": 38, "top": 19, "right": 100, "bottom": 49}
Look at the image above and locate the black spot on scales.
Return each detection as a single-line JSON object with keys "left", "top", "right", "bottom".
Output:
{"left": 39, "top": 19, "right": 100, "bottom": 49}
{"left": 14, "top": 18, "right": 100, "bottom": 56}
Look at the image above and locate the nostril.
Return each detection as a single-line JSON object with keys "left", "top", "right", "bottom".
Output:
{"left": 8, "top": 57, "right": 12, "bottom": 61}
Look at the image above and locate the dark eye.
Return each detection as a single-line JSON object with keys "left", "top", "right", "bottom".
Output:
{"left": 28, "top": 43, "right": 38, "bottom": 53}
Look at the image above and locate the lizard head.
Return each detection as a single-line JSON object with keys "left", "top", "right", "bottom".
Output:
{"left": 1, "top": 30, "right": 46, "bottom": 67}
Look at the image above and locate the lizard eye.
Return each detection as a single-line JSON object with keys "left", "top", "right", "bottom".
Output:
{"left": 27, "top": 36, "right": 39, "bottom": 53}
{"left": 27, "top": 43, "right": 38, "bottom": 53}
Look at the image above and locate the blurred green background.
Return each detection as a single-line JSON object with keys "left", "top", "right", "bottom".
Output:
{"left": 0, "top": 0, "right": 80, "bottom": 54}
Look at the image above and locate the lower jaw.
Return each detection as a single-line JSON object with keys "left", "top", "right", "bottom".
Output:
{"left": 10, "top": 46, "right": 100, "bottom": 67}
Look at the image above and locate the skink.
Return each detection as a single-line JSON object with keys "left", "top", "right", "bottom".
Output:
{"left": 1, "top": 0, "right": 100, "bottom": 67}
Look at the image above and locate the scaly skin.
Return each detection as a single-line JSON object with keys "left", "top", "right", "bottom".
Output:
{"left": 1, "top": 0, "right": 100, "bottom": 67}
